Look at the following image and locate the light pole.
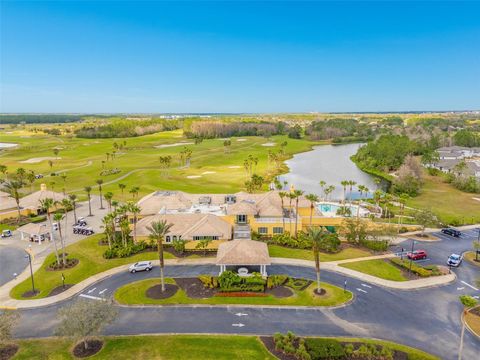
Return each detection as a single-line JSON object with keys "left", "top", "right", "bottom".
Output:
{"left": 409, "top": 240, "right": 416, "bottom": 273}
{"left": 25, "top": 245, "right": 35, "bottom": 294}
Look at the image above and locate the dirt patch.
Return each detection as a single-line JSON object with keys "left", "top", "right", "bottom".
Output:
{"left": 48, "top": 284, "right": 74, "bottom": 297}
{"left": 266, "top": 286, "right": 293, "bottom": 298}
{"left": 0, "top": 344, "right": 19, "bottom": 360}
{"left": 22, "top": 290, "right": 40, "bottom": 298}
{"left": 46, "top": 258, "right": 79, "bottom": 271}
{"left": 72, "top": 339, "right": 103, "bottom": 358}
{"left": 313, "top": 288, "right": 327, "bottom": 296}
{"left": 146, "top": 283, "right": 178, "bottom": 299}
{"left": 175, "top": 278, "right": 216, "bottom": 298}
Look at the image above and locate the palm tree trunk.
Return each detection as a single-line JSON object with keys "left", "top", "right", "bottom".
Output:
{"left": 48, "top": 214, "right": 60, "bottom": 265}
{"left": 58, "top": 224, "right": 66, "bottom": 266}
{"left": 88, "top": 196, "right": 92, "bottom": 216}
{"left": 281, "top": 198, "right": 285, "bottom": 232}
{"left": 99, "top": 189, "right": 104, "bottom": 209}
{"left": 294, "top": 199, "right": 299, "bottom": 237}
{"left": 62, "top": 212, "right": 68, "bottom": 265}
{"left": 158, "top": 238, "right": 165, "bottom": 292}
{"left": 72, "top": 202, "right": 77, "bottom": 224}
{"left": 16, "top": 199, "right": 21, "bottom": 224}
{"left": 133, "top": 215, "right": 137, "bottom": 243}
{"left": 315, "top": 250, "right": 321, "bottom": 292}
{"left": 309, "top": 205, "right": 313, "bottom": 226}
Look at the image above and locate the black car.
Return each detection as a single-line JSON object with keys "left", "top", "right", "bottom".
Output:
{"left": 441, "top": 228, "right": 461, "bottom": 237}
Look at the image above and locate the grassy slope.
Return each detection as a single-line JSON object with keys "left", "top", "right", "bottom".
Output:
{"left": 114, "top": 278, "right": 352, "bottom": 307}
{"left": 10, "top": 335, "right": 439, "bottom": 360}
{"left": 10, "top": 234, "right": 177, "bottom": 299}
{"left": 0, "top": 129, "right": 318, "bottom": 198}
{"left": 268, "top": 245, "right": 371, "bottom": 261}
{"left": 406, "top": 173, "right": 480, "bottom": 224}
{"left": 339, "top": 259, "right": 407, "bottom": 281}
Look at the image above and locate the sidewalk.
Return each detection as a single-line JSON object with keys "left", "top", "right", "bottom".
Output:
{"left": 0, "top": 254, "right": 456, "bottom": 309}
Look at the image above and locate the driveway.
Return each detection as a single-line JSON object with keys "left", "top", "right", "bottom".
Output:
{"left": 0, "top": 246, "right": 27, "bottom": 286}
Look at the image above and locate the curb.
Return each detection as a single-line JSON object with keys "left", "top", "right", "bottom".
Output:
{"left": 463, "top": 308, "right": 480, "bottom": 340}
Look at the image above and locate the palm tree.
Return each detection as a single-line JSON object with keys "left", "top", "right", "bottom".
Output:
{"left": 356, "top": 185, "right": 367, "bottom": 219}
{"left": 96, "top": 179, "right": 104, "bottom": 209}
{"left": 118, "top": 183, "right": 126, "bottom": 200}
{"left": 4, "top": 180, "right": 23, "bottom": 223}
{"left": 68, "top": 194, "right": 78, "bottom": 224}
{"left": 101, "top": 213, "right": 115, "bottom": 249}
{"left": 84, "top": 186, "right": 92, "bottom": 216}
{"left": 147, "top": 220, "right": 173, "bottom": 292}
{"left": 307, "top": 226, "right": 328, "bottom": 294}
{"left": 398, "top": 193, "right": 409, "bottom": 227}
{"left": 324, "top": 185, "right": 335, "bottom": 201}
{"left": 111, "top": 200, "right": 119, "bottom": 213}
{"left": 288, "top": 192, "right": 296, "bottom": 234}
{"left": 127, "top": 202, "right": 141, "bottom": 243}
{"left": 305, "top": 193, "right": 319, "bottom": 226}
{"left": 129, "top": 186, "right": 140, "bottom": 200}
{"left": 60, "top": 174, "right": 67, "bottom": 195}
{"left": 53, "top": 212, "right": 66, "bottom": 266}
{"left": 374, "top": 177, "right": 381, "bottom": 190}
{"left": 319, "top": 180, "right": 326, "bottom": 200}
{"left": 104, "top": 192, "right": 114, "bottom": 212}
{"left": 293, "top": 189, "right": 304, "bottom": 237}
{"left": 348, "top": 180, "right": 357, "bottom": 204}
{"left": 278, "top": 191, "right": 287, "bottom": 232}
{"left": 340, "top": 180, "right": 349, "bottom": 204}
{"left": 39, "top": 198, "right": 60, "bottom": 265}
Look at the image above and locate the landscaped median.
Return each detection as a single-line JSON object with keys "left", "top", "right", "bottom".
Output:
{"left": 114, "top": 275, "right": 353, "bottom": 307}
{"left": 465, "top": 305, "right": 480, "bottom": 338}
{"left": 464, "top": 251, "right": 480, "bottom": 267}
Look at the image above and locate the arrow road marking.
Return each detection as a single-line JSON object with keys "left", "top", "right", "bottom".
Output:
{"left": 457, "top": 287, "right": 465, "bottom": 290}
{"left": 461, "top": 281, "right": 479, "bottom": 291}
{"left": 232, "top": 323, "right": 245, "bottom": 327}
{"left": 235, "top": 313, "right": 248, "bottom": 317}
{"left": 98, "top": 288, "right": 108, "bottom": 295}
{"left": 79, "top": 294, "right": 104, "bottom": 301}
{"left": 473, "top": 296, "right": 479, "bottom": 299}
{"left": 356, "top": 288, "right": 368, "bottom": 294}
{"left": 87, "top": 287, "right": 96, "bottom": 294}
{"left": 361, "top": 284, "right": 372, "bottom": 289}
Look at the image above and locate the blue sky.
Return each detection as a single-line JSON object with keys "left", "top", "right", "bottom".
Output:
{"left": 1, "top": 1, "right": 479, "bottom": 113}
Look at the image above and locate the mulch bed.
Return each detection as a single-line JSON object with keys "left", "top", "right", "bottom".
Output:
{"left": 72, "top": 339, "right": 103, "bottom": 358}
{"left": 22, "top": 289, "right": 40, "bottom": 298}
{"left": 470, "top": 306, "right": 480, "bottom": 317}
{"left": 260, "top": 337, "right": 296, "bottom": 360}
{"left": 339, "top": 342, "right": 408, "bottom": 360}
{"left": 146, "top": 283, "right": 179, "bottom": 299}
{"left": 313, "top": 288, "right": 327, "bottom": 296}
{"left": 46, "top": 258, "right": 79, "bottom": 271}
{"left": 266, "top": 286, "right": 294, "bottom": 298}
{"left": 175, "top": 278, "right": 216, "bottom": 298}
{"left": 0, "top": 344, "right": 19, "bottom": 360}
{"left": 48, "top": 284, "right": 74, "bottom": 297}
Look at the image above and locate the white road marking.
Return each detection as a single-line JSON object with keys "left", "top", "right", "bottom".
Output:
{"left": 361, "top": 284, "right": 372, "bottom": 289}
{"left": 461, "top": 281, "right": 479, "bottom": 291}
{"left": 235, "top": 313, "right": 248, "bottom": 317}
{"left": 87, "top": 287, "right": 96, "bottom": 294}
{"left": 457, "top": 287, "right": 465, "bottom": 291}
{"left": 98, "top": 288, "right": 108, "bottom": 295}
{"left": 356, "top": 288, "right": 368, "bottom": 294}
{"left": 232, "top": 323, "right": 245, "bottom": 327}
{"left": 473, "top": 296, "right": 479, "bottom": 299}
{"left": 79, "top": 294, "right": 104, "bottom": 301}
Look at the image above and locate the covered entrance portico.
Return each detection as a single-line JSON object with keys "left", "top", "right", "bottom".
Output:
{"left": 216, "top": 239, "right": 271, "bottom": 277}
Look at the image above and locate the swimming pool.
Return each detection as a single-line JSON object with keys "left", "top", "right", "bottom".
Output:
{"left": 317, "top": 202, "right": 369, "bottom": 217}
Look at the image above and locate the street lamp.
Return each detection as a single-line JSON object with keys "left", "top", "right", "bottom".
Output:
{"left": 409, "top": 240, "right": 417, "bottom": 273}
{"left": 24, "top": 245, "right": 35, "bottom": 294}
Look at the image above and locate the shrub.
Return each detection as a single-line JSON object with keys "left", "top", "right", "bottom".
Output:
{"left": 360, "top": 239, "right": 389, "bottom": 252}
{"left": 305, "top": 338, "right": 345, "bottom": 359}
{"left": 344, "top": 343, "right": 354, "bottom": 356}
{"left": 214, "top": 292, "right": 268, "bottom": 297}
{"left": 218, "top": 271, "right": 241, "bottom": 289}
{"left": 172, "top": 238, "right": 186, "bottom": 253}
{"left": 103, "top": 241, "right": 148, "bottom": 259}
{"left": 390, "top": 258, "right": 434, "bottom": 277}
{"left": 198, "top": 275, "right": 219, "bottom": 289}
{"left": 380, "top": 346, "right": 394, "bottom": 360}
{"left": 267, "top": 275, "right": 289, "bottom": 289}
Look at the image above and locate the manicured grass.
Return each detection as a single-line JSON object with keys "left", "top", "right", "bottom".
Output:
{"left": 114, "top": 277, "right": 352, "bottom": 307}
{"left": 268, "top": 245, "right": 371, "bottom": 262}
{"left": 0, "top": 129, "right": 317, "bottom": 198}
{"left": 465, "top": 308, "right": 480, "bottom": 338}
{"left": 406, "top": 173, "right": 480, "bottom": 225}
{"left": 10, "top": 234, "right": 177, "bottom": 300}
{"left": 339, "top": 259, "right": 407, "bottom": 281}
{"left": 464, "top": 251, "right": 480, "bottom": 267}
{"left": 13, "top": 335, "right": 275, "bottom": 360}
{"left": 0, "top": 223, "right": 15, "bottom": 231}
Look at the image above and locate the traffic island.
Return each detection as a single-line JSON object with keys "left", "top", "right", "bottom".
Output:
{"left": 146, "top": 283, "right": 179, "bottom": 299}
{"left": 464, "top": 306, "right": 480, "bottom": 338}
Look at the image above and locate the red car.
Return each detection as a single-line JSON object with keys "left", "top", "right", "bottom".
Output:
{"left": 407, "top": 250, "right": 427, "bottom": 260}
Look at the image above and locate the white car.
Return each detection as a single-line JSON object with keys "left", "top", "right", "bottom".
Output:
{"left": 129, "top": 261, "right": 153, "bottom": 273}
{"left": 447, "top": 253, "right": 463, "bottom": 267}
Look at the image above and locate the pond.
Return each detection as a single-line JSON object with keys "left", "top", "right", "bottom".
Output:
{"left": 279, "top": 143, "right": 384, "bottom": 200}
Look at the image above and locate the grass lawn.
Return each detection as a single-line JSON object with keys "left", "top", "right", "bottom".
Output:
{"left": 10, "top": 234, "right": 177, "bottom": 300}
{"left": 0, "top": 223, "right": 16, "bottom": 231}
{"left": 339, "top": 259, "right": 407, "bottom": 281}
{"left": 114, "top": 277, "right": 352, "bottom": 307}
{"left": 268, "top": 245, "right": 371, "bottom": 262}
{"left": 406, "top": 173, "right": 480, "bottom": 225}
{"left": 465, "top": 308, "right": 480, "bottom": 338}
{"left": 12, "top": 335, "right": 275, "bottom": 360}
{"left": 464, "top": 251, "right": 480, "bottom": 267}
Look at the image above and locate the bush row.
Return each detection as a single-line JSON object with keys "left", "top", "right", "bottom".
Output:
{"left": 103, "top": 241, "right": 148, "bottom": 259}
{"left": 390, "top": 258, "right": 440, "bottom": 277}
{"left": 263, "top": 232, "right": 341, "bottom": 253}
{"left": 359, "top": 239, "right": 390, "bottom": 252}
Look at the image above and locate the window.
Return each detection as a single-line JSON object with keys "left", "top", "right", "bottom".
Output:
{"left": 193, "top": 236, "right": 219, "bottom": 241}
{"left": 165, "top": 236, "right": 171, "bottom": 243}
{"left": 173, "top": 235, "right": 177, "bottom": 241}
{"left": 273, "top": 227, "right": 283, "bottom": 234}
{"left": 257, "top": 227, "right": 268, "bottom": 235}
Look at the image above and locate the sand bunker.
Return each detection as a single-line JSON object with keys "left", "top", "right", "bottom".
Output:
{"left": 261, "top": 142, "right": 276, "bottom": 147}
{"left": 0, "top": 143, "right": 18, "bottom": 149}
{"left": 155, "top": 142, "right": 194, "bottom": 148}
{"left": 473, "top": 197, "right": 480, "bottom": 202}
{"left": 228, "top": 166, "right": 241, "bottom": 169}
{"left": 20, "top": 157, "right": 61, "bottom": 164}
{"left": 236, "top": 139, "right": 247, "bottom": 142}
{"left": 201, "top": 171, "right": 216, "bottom": 175}
{"left": 186, "top": 175, "right": 202, "bottom": 179}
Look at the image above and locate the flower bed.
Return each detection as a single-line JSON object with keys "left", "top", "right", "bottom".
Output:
{"left": 215, "top": 292, "right": 269, "bottom": 297}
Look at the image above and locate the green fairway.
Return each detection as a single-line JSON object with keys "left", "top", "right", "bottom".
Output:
{"left": 114, "top": 277, "right": 352, "bottom": 307}
{"left": 268, "top": 244, "right": 371, "bottom": 262}
{"left": 339, "top": 259, "right": 408, "bottom": 281}
{"left": 0, "top": 129, "right": 318, "bottom": 199}
{"left": 10, "top": 234, "right": 177, "bottom": 299}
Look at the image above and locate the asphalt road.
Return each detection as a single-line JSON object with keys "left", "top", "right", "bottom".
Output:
{"left": 10, "top": 228, "right": 480, "bottom": 360}
{"left": 0, "top": 246, "right": 28, "bottom": 286}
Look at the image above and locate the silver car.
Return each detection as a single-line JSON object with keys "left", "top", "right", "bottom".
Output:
{"left": 129, "top": 261, "right": 153, "bottom": 273}
{"left": 447, "top": 253, "right": 463, "bottom": 267}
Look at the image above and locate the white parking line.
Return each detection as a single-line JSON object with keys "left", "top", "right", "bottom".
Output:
{"left": 461, "top": 281, "right": 479, "bottom": 291}
{"left": 457, "top": 287, "right": 465, "bottom": 291}
{"left": 356, "top": 288, "right": 368, "bottom": 294}
{"left": 79, "top": 294, "right": 104, "bottom": 301}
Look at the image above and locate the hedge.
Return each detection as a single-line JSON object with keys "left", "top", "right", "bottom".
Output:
{"left": 305, "top": 338, "right": 345, "bottom": 359}
{"left": 390, "top": 258, "right": 438, "bottom": 277}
